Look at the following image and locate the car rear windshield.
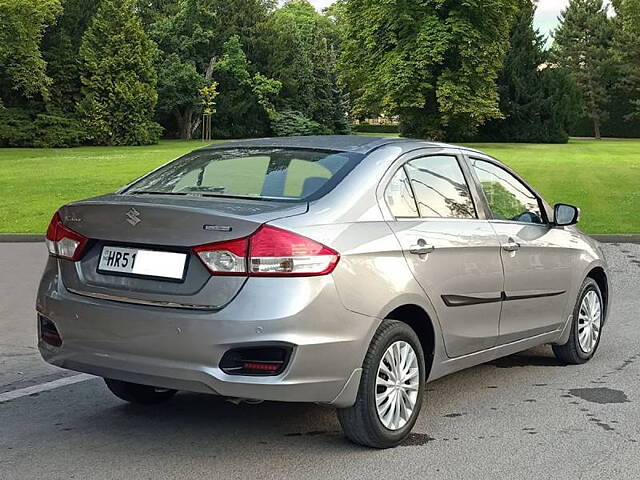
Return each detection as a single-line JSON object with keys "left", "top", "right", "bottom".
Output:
{"left": 123, "top": 148, "right": 365, "bottom": 202}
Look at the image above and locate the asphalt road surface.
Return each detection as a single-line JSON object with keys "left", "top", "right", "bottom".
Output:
{"left": 1, "top": 242, "right": 639, "bottom": 480}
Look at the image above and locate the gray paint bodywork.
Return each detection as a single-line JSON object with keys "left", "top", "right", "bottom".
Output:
{"left": 36, "top": 136, "right": 609, "bottom": 407}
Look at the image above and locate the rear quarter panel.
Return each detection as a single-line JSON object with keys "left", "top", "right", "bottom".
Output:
{"left": 272, "top": 143, "right": 442, "bottom": 321}
{"left": 271, "top": 144, "right": 448, "bottom": 372}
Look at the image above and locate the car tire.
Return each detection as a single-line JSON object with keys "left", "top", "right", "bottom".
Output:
{"left": 104, "top": 378, "right": 177, "bottom": 405}
{"left": 552, "top": 277, "right": 604, "bottom": 365}
{"left": 337, "top": 319, "right": 426, "bottom": 449}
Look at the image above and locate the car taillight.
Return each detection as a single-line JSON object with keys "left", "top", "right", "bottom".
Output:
{"left": 194, "top": 225, "right": 339, "bottom": 277}
{"left": 45, "top": 212, "right": 89, "bottom": 261}
{"left": 193, "top": 238, "right": 249, "bottom": 275}
{"left": 248, "top": 225, "right": 339, "bottom": 276}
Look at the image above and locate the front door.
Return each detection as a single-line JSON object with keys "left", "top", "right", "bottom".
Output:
{"left": 469, "top": 157, "right": 574, "bottom": 344}
{"left": 383, "top": 152, "right": 504, "bottom": 358}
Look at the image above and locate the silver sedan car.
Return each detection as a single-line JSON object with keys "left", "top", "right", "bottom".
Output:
{"left": 37, "top": 136, "right": 609, "bottom": 448}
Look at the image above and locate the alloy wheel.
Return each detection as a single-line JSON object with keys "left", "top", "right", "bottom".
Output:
{"left": 375, "top": 340, "right": 420, "bottom": 430}
{"left": 577, "top": 290, "right": 602, "bottom": 354}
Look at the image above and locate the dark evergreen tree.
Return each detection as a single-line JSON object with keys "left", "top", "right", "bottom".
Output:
{"left": 0, "top": 0, "right": 92, "bottom": 148}
{"left": 135, "top": 0, "right": 180, "bottom": 29}
{"left": 42, "top": 0, "right": 102, "bottom": 114}
{"left": 478, "top": 2, "right": 579, "bottom": 143}
{"left": 0, "top": 0, "right": 62, "bottom": 107}
{"left": 553, "top": 0, "right": 615, "bottom": 139}
{"left": 569, "top": 0, "right": 640, "bottom": 137}
{"left": 326, "top": 43, "right": 351, "bottom": 135}
{"left": 612, "top": 0, "right": 640, "bottom": 120}
{"left": 260, "top": 0, "right": 349, "bottom": 134}
{"left": 78, "top": 0, "right": 161, "bottom": 145}
{"left": 309, "top": 35, "right": 350, "bottom": 134}
{"left": 150, "top": 0, "right": 275, "bottom": 139}
{"left": 211, "top": 35, "right": 266, "bottom": 138}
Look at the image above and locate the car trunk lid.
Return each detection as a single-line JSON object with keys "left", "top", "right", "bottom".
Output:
{"left": 57, "top": 194, "right": 307, "bottom": 309}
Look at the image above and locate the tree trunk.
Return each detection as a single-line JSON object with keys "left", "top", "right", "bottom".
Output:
{"left": 205, "top": 56, "right": 216, "bottom": 81}
{"left": 593, "top": 117, "right": 601, "bottom": 140}
{"left": 191, "top": 56, "right": 216, "bottom": 139}
{"left": 175, "top": 107, "right": 193, "bottom": 140}
{"left": 192, "top": 116, "right": 202, "bottom": 137}
{"left": 585, "top": 76, "right": 602, "bottom": 140}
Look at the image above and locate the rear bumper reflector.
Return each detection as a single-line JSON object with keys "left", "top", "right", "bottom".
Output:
{"left": 219, "top": 346, "right": 292, "bottom": 376}
{"left": 38, "top": 314, "right": 62, "bottom": 347}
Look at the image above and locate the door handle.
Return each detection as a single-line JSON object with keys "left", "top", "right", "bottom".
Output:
{"left": 502, "top": 239, "right": 521, "bottom": 252}
{"left": 409, "top": 239, "right": 435, "bottom": 255}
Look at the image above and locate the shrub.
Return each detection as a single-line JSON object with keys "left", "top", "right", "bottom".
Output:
{"left": 0, "top": 108, "right": 87, "bottom": 148}
{"left": 32, "top": 114, "right": 88, "bottom": 147}
{"left": 0, "top": 108, "right": 34, "bottom": 147}
{"left": 271, "top": 110, "right": 328, "bottom": 136}
{"left": 351, "top": 122, "right": 399, "bottom": 134}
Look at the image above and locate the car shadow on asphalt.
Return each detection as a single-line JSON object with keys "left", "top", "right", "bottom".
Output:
{"left": 82, "top": 346, "right": 563, "bottom": 450}
{"left": 488, "top": 349, "right": 567, "bottom": 368}
{"left": 102, "top": 390, "right": 360, "bottom": 451}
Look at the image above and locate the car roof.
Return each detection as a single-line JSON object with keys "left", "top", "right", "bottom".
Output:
{"left": 198, "top": 135, "right": 484, "bottom": 156}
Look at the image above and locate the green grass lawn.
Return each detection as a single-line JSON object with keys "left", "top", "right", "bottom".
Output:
{"left": 462, "top": 139, "right": 640, "bottom": 234}
{"left": 0, "top": 137, "right": 638, "bottom": 234}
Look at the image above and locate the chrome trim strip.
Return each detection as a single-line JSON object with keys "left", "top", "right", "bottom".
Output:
{"left": 66, "top": 288, "right": 218, "bottom": 311}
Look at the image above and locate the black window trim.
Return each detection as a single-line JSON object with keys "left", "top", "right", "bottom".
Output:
{"left": 383, "top": 165, "right": 420, "bottom": 219}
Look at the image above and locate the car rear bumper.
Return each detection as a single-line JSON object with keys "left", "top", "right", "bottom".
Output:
{"left": 36, "top": 260, "right": 379, "bottom": 407}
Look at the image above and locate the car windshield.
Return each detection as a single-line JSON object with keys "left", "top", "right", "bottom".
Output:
{"left": 123, "top": 148, "right": 364, "bottom": 202}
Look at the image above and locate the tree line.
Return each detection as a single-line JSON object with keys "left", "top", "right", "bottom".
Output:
{"left": 0, "top": 0, "right": 638, "bottom": 147}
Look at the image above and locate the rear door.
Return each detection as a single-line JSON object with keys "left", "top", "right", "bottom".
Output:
{"left": 468, "top": 155, "right": 574, "bottom": 343}
{"left": 381, "top": 149, "right": 504, "bottom": 358}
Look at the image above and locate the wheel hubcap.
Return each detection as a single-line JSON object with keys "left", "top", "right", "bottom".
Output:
{"left": 578, "top": 290, "right": 602, "bottom": 354}
{"left": 375, "top": 341, "right": 420, "bottom": 430}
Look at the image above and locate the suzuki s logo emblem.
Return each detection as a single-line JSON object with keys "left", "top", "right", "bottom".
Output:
{"left": 125, "top": 208, "right": 141, "bottom": 226}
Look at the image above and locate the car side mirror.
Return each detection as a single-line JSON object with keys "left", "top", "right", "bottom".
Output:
{"left": 554, "top": 203, "right": 580, "bottom": 226}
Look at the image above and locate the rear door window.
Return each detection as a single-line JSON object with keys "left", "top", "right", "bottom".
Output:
{"left": 404, "top": 155, "right": 477, "bottom": 219}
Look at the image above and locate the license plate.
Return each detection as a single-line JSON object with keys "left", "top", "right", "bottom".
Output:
{"left": 98, "top": 246, "right": 187, "bottom": 280}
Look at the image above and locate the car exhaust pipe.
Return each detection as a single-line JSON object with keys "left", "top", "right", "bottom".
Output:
{"left": 225, "top": 397, "right": 265, "bottom": 406}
